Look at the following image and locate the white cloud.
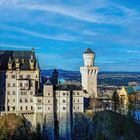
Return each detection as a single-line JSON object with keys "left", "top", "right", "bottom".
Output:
{"left": 0, "top": 43, "right": 40, "bottom": 49}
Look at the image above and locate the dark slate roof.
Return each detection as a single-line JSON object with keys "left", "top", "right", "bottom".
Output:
{"left": 84, "top": 48, "right": 94, "bottom": 54}
{"left": 52, "top": 69, "right": 58, "bottom": 74}
{"left": 0, "top": 49, "right": 39, "bottom": 70}
{"left": 56, "top": 84, "right": 82, "bottom": 91}
{"left": 45, "top": 79, "right": 52, "bottom": 85}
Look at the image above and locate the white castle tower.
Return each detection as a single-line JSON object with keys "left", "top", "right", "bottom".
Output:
{"left": 80, "top": 48, "right": 98, "bottom": 98}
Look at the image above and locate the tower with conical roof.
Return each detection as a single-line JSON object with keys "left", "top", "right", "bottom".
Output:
{"left": 51, "top": 69, "right": 58, "bottom": 85}
{"left": 80, "top": 48, "right": 98, "bottom": 97}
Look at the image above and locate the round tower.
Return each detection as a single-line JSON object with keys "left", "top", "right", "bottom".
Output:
{"left": 83, "top": 48, "right": 95, "bottom": 67}
{"left": 80, "top": 48, "right": 98, "bottom": 98}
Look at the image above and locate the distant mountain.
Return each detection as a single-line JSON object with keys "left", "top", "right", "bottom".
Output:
{"left": 41, "top": 69, "right": 140, "bottom": 86}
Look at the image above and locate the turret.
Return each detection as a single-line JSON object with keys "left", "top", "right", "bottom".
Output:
{"left": 80, "top": 48, "right": 98, "bottom": 98}
{"left": 83, "top": 48, "right": 95, "bottom": 67}
{"left": 8, "top": 57, "right": 12, "bottom": 70}
{"left": 15, "top": 58, "right": 20, "bottom": 70}
{"left": 29, "top": 54, "right": 35, "bottom": 70}
{"left": 51, "top": 69, "right": 58, "bottom": 85}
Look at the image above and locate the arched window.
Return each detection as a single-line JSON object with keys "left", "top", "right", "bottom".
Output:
{"left": 25, "top": 99, "right": 28, "bottom": 103}
{"left": 30, "top": 98, "right": 33, "bottom": 103}
{"left": 31, "top": 106, "right": 33, "bottom": 110}
{"left": 20, "top": 99, "right": 22, "bottom": 103}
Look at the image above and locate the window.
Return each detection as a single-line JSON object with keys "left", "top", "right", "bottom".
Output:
{"left": 63, "top": 100, "right": 66, "bottom": 103}
{"left": 38, "top": 99, "right": 41, "bottom": 103}
{"left": 21, "top": 91, "right": 26, "bottom": 95}
{"left": 31, "top": 106, "right": 33, "bottom": 110}
{"left": 48, "top": 100, "right": 50, "bottom": 103}
{"left": 25, "top": 83, "right": 29, "bottom": 87}
{"left": 48, "top": 107, "right": 50, "bottom": 110}
{"left": 11, "top": 75, "right": 15, "bottom": 78}
{"left": 73, "top": 99, "right": 75, "bottom": 102}
{"left": 13, "top": 99, "right": 15, "bottom": 102}
{"left": 63, "top": 107, "right": 66, "bottom": 110}
{"left": 21, "top": 91, "right": 27, "bottom": 95}
{"left": 13, "top": 83, "right": 16, "bottom": 87}
{"left": 77, "top": 99, "right": 79, "bottom": 102}
{"left": 7, "top": 83, "right": 10, "bottom": 87}
{"left": 8, "top": 106, "right": 10, "bottom": 111}
{"left": 20, "top": 106, "right": 22, "bottom": 110}
{"left": 13, "top": 91, "right": 16, "bottom": 95}
{"left": 30, "top": 91, "right": 33, "bottom": 95}
{"left": 27, "top": 75, "right": 30, "bottom": 78}
{"left": 77, "top": 92, "right": 79, "bottom": 95}
{"left": 7, "top": 91, "right": 10, "bottom": 95}
{"left": 48, "top": 93, "right": 50, "bottom": 96}
{"left": 38, "top": 106, "right": 41, "bottom": 110}
{"left": 20, "top": 99, "right": 22, "bottom": 103}
{"left": 63, "top": 93, "right": 65, "bottom": 96}
{"left": 19, "top": 75, "right": 23, "bottom": 78}
{"left": 8, "top": 99, "right": 10, "bottom": 103}
{"left": 25, "top": 99, "right": 28, "bottom": 103}
{"left": 30, "top": 98, "right": 33, "bottom": 103}
{"left": 26, "top": 106, "right": 28, "bottom": 110}
{"left": 20, "top": 83, "right": 23, "bottom": 87}
{"left": 77, "top": 106, "right": 79, "bottom": 109}
{"left": 13, "top": 106, "right": 15, "bottom": 110}
{"left": 31, "top": 82, "right": 33, "bottom": 87}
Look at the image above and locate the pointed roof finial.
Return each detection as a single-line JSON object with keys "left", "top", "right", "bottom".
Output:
{"left": 53, "top": 68, "right": 58, "bottom": 74}
{"left": 32, "top": 47, "right": 35, "bottom": 52}
{"left": 8, "top": 57, "right": 12, "bottom": 63}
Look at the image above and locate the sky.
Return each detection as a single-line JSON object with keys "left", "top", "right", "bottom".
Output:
{"left": 0, "top": 0, "right": 140, "bottom": 71}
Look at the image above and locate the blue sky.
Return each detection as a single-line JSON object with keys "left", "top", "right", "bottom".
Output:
{"left": 0, "top": 0, "right": 140, "bottom": 71}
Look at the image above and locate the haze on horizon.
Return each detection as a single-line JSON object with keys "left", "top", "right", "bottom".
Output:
{"left": 0, "top": 0, "right": 140, "bottom": 72}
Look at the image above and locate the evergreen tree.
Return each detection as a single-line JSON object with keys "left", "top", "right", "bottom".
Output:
{"left": 33, "top": 123, "right": 43, "bottom": 140}
{"left": 112, "top": 90, "right": 120, "bottom": 112}
{"left": 0, "top": 118, "right": 9, "bottom": 140}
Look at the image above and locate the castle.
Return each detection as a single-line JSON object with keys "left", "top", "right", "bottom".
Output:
{"left": 0, "top": 48, "right": 98, "bottom": 140}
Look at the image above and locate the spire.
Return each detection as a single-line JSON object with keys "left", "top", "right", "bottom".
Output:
{"left": 32, "top": 47, "right": 35, "bottom": 53}
{"left": 8, "top": 57, "right": 12, "bottom": 63}
{"left": 53, "top": 68, "right": 58, "bottom": 74}
{"left": 45, "top": 79, "right": 52, "bottom": 85}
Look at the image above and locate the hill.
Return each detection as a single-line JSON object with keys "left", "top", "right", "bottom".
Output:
{"left": 41, "top": 69, "right": 140, "bottom": 86}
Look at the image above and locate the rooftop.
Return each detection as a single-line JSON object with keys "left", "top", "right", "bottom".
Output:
{"left": 0, "top": 49, "right": 39, "bottom": 70}
{"left": 84, "top": 48, "right": 94, "bottom": 54}
{"left": 56, "top": 84, "right": 82, "bottom": 91}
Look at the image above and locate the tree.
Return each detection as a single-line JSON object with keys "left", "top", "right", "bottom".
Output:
{"left": 0, "top": 119, "right": 9, "bottom": 140}
{"left": 33, "top": 123, "right": 43, "bottom": 140}
{"left": 112, "top": 90, "right": 120, "bottom": 112}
